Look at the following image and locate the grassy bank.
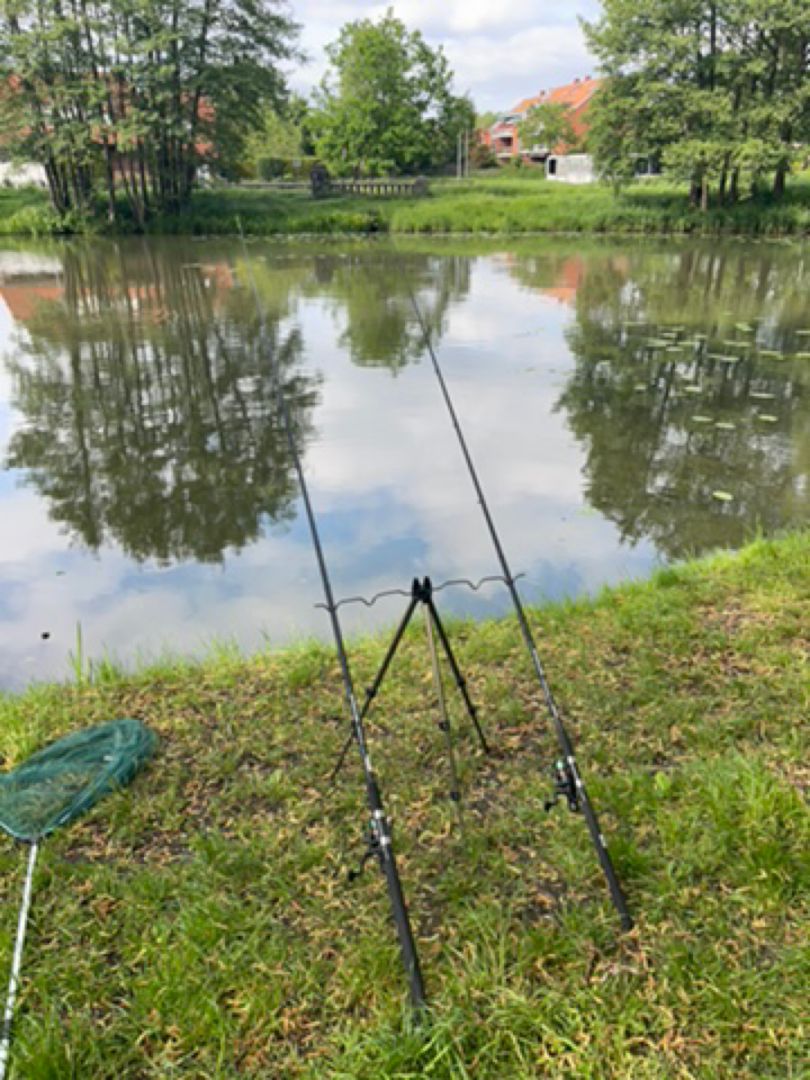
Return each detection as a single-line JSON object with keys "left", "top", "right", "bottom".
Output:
{"left": 3, "top": 173, "right": 810, "bottom": 239}
{"left": 0, "top": 532, "right": 808, "bottom": 1077}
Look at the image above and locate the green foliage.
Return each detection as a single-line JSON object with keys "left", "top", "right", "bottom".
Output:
{"left": 242, "top": 97, "right": 312, "bottom": 178}
{"left": 518, "top": 101, "right": 577, "bottom": 155}
{"left": 257, "top": 157, "right": 289, "bottom": 181}
{"left": 470, "top": 141, "right": 499, "bottom": 169}
{"left": 584, "top": 0, "right": 810, "bottom": 205}
{"left": 0, "top": 0, "right": 299, "bottom": 224}
{"left": 310, "top": 8, "right": 474, "bottom": 176}
{"left": 4, "top": 172, "right": 810, "bottom": 238}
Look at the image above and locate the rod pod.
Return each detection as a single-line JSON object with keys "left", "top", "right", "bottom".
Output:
{"left": 238, "top": 237, "right": 426, "bottom": 1008}
{"left": 410, "top": 293, "right": 632, "bottom": 932}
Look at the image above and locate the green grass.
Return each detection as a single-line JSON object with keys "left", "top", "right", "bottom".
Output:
{"left": 0, "top": 531, "right": 808, "bottom": 1077}
{"left": 3, "top": 173, "right": 810, "bottom": 238}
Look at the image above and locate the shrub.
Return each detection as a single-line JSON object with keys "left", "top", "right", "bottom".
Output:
{"left": 257, "top": 157, "right": 287, "bottom": 181}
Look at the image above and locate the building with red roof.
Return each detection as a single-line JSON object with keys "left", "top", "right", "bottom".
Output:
{"left": 481, "top": 76, "right": 602, "bottom": 164}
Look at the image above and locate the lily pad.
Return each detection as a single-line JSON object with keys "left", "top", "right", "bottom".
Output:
{"left": 750, "top": 391, "right": 775, "bottom": 401}
{"left": 633, "top": 384, "right": 647, "bottom": 392}
{"left": 691, "top": 415, "right": 713, "bottom": 423}
{"left": 756, "top": 414, "right": 778, "bottom": 423}
{"left": 712, "top": 490, "right": 734, "bottom": 502}
{"left": 715, "top": 422, "right": 736, "bottom": 431}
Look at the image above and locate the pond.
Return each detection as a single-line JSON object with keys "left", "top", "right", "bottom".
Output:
{"left": 0, "top": 235, "right": 807, "bottom": 689}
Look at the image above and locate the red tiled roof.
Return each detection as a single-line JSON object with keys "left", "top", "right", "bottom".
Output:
{"left": 512, "top": 76, "right": 603, "bottom": 118}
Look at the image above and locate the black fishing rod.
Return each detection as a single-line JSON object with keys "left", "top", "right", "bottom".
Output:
{"left": 240, "top": 234, "right": 426, "bottom": 1008}
{"left": 409, "top": 293, "right": 633, "bottom": 932}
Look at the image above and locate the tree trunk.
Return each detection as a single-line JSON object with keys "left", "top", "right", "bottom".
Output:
{"left": 700, "top": 174, "right": 709, "bottom": 212}
{"left": 728, "top": 168, "right": 740, "bottom": 204}
{"left": 773, "top": 164, "right": 787, "bottom": 199}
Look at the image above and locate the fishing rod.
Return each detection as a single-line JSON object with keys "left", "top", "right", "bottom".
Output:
{"left": 409, "top": 292, "right": 633, "bottom": 932}
{"left": 238, "top": 233, "right": 426, "bottom": 1008}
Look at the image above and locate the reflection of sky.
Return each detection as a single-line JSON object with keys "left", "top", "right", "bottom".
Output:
{"left": 0, "top": 243, "right": 659, "bottom": 689}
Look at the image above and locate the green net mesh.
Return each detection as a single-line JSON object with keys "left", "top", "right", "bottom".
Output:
{"left": 0, "top": 719, "right": 157, "bottom": 843}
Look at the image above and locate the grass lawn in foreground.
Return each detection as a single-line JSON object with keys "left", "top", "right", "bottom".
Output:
{"left": 3, "top": 172, "right": 810, "bottom": 237}
{"left": 0, "top": 532, "right": 807, "bottom": 1077}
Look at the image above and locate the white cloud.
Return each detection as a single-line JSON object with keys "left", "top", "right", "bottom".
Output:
{"left": 288, "top": 0, "right": 602, "bottom": 110}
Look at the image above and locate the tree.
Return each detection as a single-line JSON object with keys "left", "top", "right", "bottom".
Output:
{"left": 518, "top": 102, "right": 577, "bottom": 155}
{"left": 311, "top": 9, "right": 474, "bottom": 176}
{"left": 0, "top": 0, "right": 299, "bottom": 224}
{"left": 6, "top": 242, "right": 317, "bottom": 563}
{"left": 583, "top": 0, "right": 810, "bottom": 205}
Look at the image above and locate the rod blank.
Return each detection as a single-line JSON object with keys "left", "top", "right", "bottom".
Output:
{"left": 239, "top": 236, "right": 426, "bottom": 1007}
{"left": 409, "top": 292, "right": 632, "bottom": 931}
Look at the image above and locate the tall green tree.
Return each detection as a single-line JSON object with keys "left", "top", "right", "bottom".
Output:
{"left": 311, "top": 9, "right": 474, "bottom": 176}
{"left": 583, "top": 0, "right": 810, "bottom": 205}
{"left": 0, "top": 0, "right": 299, "bottom": 224}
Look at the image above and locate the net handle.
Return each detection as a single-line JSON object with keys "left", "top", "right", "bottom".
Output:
{"left": 0, "top": 840, "right": 39, "bottom": 1080}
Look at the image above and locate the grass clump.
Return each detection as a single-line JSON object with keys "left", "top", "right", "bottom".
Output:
{"left": 0, "top": 531, "right": 807, "bottom": 1077}
{"left": 3, "top": 174, "right": 810, "bottom": 238}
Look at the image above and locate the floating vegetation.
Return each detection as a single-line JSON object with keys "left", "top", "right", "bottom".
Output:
{"left": 646, "top": 339, "right": 670, "bottom": 348}
{"left": 756, "top": 414, "right": 779, "bottom": 423}
{"left": 712, "top": 490, "right": 734, "bottom": 502}
{"left": 750, "top": 391, "right": 776, "bottom": 401}
{"left": 796, "top": 329, "right": 810, "bottom": 337}
{"left": 684, "top": 385, "right": 702, "bottom": 394}
{"left": 759, "top": 350, "right": 781, "bottom": 359}
{"left": 633, "top": 383, "right": 647, "bottom": 392}
{"left": 691, "top": 415, "right": 713, "bottom": 424}
{"left": 735, "top": 323, "right": 754, "bottom": 332}
{"left": 796, "top": 352, "right": 810, "bottom": 360}
{"left": 715, "top": 422, "right": 736, "bottom": 431}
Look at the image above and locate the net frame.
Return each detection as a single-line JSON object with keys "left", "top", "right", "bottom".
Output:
{"left": 0, "top": 718, "right": 158, "bottom": 843}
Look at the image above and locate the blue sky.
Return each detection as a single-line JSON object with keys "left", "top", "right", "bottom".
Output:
{"left": 287, "top": 0, "right": 603, "bottom": 112}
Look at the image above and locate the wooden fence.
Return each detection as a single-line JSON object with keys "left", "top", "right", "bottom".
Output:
{"left": 312, "top": 175, "right": 428, "bottom": 199}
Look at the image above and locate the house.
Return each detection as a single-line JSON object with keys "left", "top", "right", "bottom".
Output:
{"left": 480, "top": 76, "right": 602, "bottom": 165}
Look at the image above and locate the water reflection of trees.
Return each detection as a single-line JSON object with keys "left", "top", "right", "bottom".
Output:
{"left": 307, "top": 249, "right": 471, "bottom": 372}
{"left": 537, "top": 243, "right": 810, "bottom": 559}
{"left": 6, "top": 242, "right": 318, "bottom": 564}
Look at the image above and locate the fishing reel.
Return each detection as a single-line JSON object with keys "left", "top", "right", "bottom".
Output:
{"left": 544, "top": 758, "right": 581, "bottom": 814}
{"left": 347, "top": 821, "right": 383, "bottom": 883}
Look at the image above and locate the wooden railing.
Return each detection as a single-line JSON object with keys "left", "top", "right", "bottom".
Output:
{"left": 312, "top": 176, "right": 428, "bottom": 198}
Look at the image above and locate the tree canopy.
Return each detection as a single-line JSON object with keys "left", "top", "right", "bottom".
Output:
{"left": 0, "top": 0, "right": 299, "bottom": 224}
{"left": 310, "top": 9, "right": 474, "bottom": 177}
{"left": 584, "top": 0, "right": 810, "bottom": 206}
{"left": 517, "top": 102, "right": 577, "bottom": 155}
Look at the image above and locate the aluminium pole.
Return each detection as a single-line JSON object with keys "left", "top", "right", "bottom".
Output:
{"left": 240, "top": 237, "right": 426, "bottom": 1007}
{"left": 409, "top": 294, "right": 632, "bottom": 931}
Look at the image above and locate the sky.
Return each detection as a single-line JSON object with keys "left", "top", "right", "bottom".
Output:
{"left": 286, "top": 0, "right": 603, "bottom": 113}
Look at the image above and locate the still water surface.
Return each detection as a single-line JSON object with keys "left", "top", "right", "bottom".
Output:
{"left": 0, "top": 236, "right": 807, "bottom": 688}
